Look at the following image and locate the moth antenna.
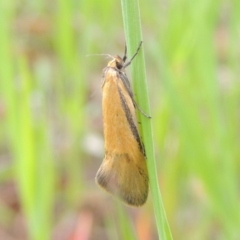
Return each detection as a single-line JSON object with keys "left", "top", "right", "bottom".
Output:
{"left": 86, "top": 54, "right": 114, "bottom": 60}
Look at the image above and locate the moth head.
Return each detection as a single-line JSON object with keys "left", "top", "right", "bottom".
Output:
{"left": 107, "top": 55, "right": 125, "bottom": 70}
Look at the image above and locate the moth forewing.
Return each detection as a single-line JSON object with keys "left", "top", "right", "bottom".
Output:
{"left": 95, "top": 43, "right": 149, "bottom": 207}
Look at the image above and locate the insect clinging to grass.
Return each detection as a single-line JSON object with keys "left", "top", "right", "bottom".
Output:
{"left": 95, "top": 42, "right": 150, "bottom": 207}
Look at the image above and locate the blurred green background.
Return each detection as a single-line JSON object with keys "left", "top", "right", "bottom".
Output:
{"left": 0, "top": 0, "right": 240, "bottom": 239}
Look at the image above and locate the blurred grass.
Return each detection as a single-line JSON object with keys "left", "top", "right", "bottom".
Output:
{"left": 0, "top": 0, "right": 239, "bottom": 239}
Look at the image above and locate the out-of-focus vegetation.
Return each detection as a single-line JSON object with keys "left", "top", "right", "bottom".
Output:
{"left": 0, "top": 0, "right": 239, "bottom": 239}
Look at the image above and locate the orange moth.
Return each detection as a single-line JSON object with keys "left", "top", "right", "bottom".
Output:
{"left": 95, "top": 42, "right": 150, "bottom": 206}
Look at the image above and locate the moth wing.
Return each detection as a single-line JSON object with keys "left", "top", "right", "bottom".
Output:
{"left": 96, "top": 152, "right": 148, "bottom": 206}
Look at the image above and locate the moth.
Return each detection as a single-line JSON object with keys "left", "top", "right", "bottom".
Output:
{"left": 95, "top": 42, "right": 149, "bottom": 206}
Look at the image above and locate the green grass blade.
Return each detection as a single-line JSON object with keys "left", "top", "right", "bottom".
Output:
{"left": 121, "top": 0, "right": 173, "bottom": 239}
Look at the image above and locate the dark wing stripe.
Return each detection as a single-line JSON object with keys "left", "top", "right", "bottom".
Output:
{"left": 116, "top": 82, "right": 146, "bottom": 156}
